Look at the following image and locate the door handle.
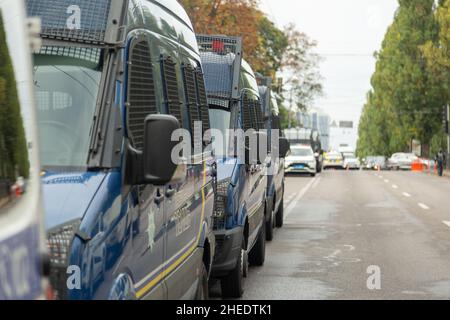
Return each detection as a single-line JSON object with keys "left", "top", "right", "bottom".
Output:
{"left": 154, "top": 192, "right": 164, "bottom": 206}
{"left": 166, "top": 187, "right": 176, "bottom": 198}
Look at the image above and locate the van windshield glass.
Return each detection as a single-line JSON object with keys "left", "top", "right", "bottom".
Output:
{"left": 34, "top": 49, "right": 103, "bottom": 168}
{"left": 209, "top": 107, "right": 232, "bottom": 158}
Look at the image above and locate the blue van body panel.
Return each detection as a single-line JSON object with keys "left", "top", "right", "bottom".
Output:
{"left": 40, "top": 0, "right": 215, "bottom": 300}
{"left": 0, "top": 225, "right": 42, "bottom": 300}
{"left": 42, "top": 171, "right": 107, "bottom": 230}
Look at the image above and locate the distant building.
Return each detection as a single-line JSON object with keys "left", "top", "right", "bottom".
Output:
{"left": 329, "top": 119, "right": 357, "bottom": 152}
{"left": 296, "top": 109, "right": 331, "bottom": 151}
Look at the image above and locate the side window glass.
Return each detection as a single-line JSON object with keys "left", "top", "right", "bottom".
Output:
{"left": 181, "top": 63, "right": 201, "bottom": 149}
{"left": 241, "top": 94, "right": 253, "bottom": 132}
{"left": 127, "top": 39, "right": 157, "bottom": 151}
{"left": 195, "top": 67, "right": 211, "bottom": 145}
{"left": 253, "top": 99, "right": 264, "bottom": 131}
{"left": 160, "top": 55, "right": 183, "bottom": 126}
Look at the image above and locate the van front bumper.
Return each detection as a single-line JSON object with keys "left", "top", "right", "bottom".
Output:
{"left": 211, "top": 226, "right": 244, "bottom": 278}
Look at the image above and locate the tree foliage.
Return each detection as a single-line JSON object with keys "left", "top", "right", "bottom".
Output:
{"left": 358, "top": 0, "right": 448, "bottom": 158}
{"left": 0, "top": 12, "right": 29, "bottom": 179}
{"left": 281, "top": 24, "right": 323, "bottom": 113}
{"left": 178, "top": 0, "right": 323, "bottom": 127}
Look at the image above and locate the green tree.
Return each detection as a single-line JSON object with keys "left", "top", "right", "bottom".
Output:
{"left": 358, "top": 0, "right": 447, "bottom": 157}
{"left": 0, "top": 12, "right": 29, "bottom": 179}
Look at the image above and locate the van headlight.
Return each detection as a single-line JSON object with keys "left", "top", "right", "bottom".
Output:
{"left": 47, "top": 219, "right": 81, "bottom": 300}
{"left": 308, "top": 161, "right": 316, "bottom": 167}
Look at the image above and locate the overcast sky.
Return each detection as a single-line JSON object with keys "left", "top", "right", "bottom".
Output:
{"left": 260, "top": 0, "right": 399, "bottom": 142}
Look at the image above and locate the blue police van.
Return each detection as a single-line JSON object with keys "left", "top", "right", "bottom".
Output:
{"left": 0, "top": 0, "right": 47, "bottom": 300}
{"left": 257, "top": 77, "right": 289, "bottom": 239}
{"left": 197, "top": 35, "right": 288, "bottom": 298}
{"left": 28, "top": 0, "right": 216, "bottom": 300}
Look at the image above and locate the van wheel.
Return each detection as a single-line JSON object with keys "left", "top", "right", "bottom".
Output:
{"left": 196, "top": 264, "right": 209, "bottom": 300}
{"left": 266, "top": 204, "right": 274, "bottom": 242}
{"left": 220, "top": 239, "right": 246, "bottom": 298}
{"left": 275, "top": 198, "right": 284, "bottom": 228}
{"left": 249, "top": 222, "right": 266, "bottom": 266}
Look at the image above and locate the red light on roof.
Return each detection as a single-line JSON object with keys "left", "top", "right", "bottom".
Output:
{"left": 212, "top": 40, "right": 225, "bottom": 53}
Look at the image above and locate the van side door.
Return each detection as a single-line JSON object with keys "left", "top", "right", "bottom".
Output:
{"left": 160, "top": 55, "right": 202, "bottom": 300}
{"left": 125, "top": 33, "right": 166, "bottom": 300}
{"left": 241, "top": 93, "right": 266, "bottom": 248}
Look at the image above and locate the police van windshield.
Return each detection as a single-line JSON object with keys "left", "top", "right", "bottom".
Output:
{"left": 34, "top": 48, "right": 103, "bottom": 168}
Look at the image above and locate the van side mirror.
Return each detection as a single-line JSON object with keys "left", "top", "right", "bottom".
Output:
{"left": 279, "top": 137, "right": 290, "bottom": 158}
{"left": 127, "top": 115, "right": 186, "bottom": 187}
{"left": 143, "top": 115, "right": 186, "bottom": 186}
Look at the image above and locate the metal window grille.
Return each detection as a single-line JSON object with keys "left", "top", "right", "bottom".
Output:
{"left": 195, "top": 68, "right": 211, "bottom": 135}
{"left": 127, "top": 39, "right": 156, "bottom": 151}
{"left": 161, "top": 56, "right": 183, "bottom": 126}
{"left": 253, "top": 99, "right": 264, "bottom": 131}
{"left": 181, "top": 63, "right": 201, "bottom": 136}
{"left": 37, "top": 46, "right": 101, "bottom": 64}
{"left": 26, "top": 0, "right": 127, "bottom": 46}
{"left": 196, "top": 35, "right": 242, "bottom": 101}
{"left": 241, "top": 95, "right": 254, "bottom": 132}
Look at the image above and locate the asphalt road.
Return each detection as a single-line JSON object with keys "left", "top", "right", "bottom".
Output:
{"left": 214, "top": 169, "right": 450, "bottom": 300}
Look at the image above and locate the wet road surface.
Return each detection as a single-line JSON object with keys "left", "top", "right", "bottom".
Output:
{"left": 213, "top": 170, "right": 450, "bottom": 300}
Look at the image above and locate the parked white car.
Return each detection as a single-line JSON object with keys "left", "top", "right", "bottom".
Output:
{"left": 285, "top": 145, "right": 317, "bottom": 176}
{"left": 344, "top": 154, "right": 360, "bottom": 170}
{"left": 387, "top": 153, "right": 418, "bottom": 170}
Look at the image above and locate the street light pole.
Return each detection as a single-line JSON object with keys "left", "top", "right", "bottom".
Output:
{"left": 288, "top": 88, "right": 293, "bottom": 129}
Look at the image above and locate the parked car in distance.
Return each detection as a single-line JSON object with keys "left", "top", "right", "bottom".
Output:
{"left": 387, "top": 153, "right": 418, "bottom": 171}
{"left": 343, "top": 154, "right": 360, "bottom": 170}
{"left": 285, "top": 145, "right": 317, "bottom": 176}
{"left": 198, "top": 35, "right": 271, "bottom": 298}
{"left": 32, "top": 0, "right": 216, "bottom": 300}
{"left": 323, "top": 151, "right": 345, "bottom": 170}
{"left": 363, "top": 156, "right": 388, "bottom": 171}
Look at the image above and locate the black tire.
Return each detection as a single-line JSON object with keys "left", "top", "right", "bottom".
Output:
{"left": 249, "top": 222, "right": 266, "bottom": 267}
{"left": 311, "top": 173, "right": 316, "bottom": 177}
{"left": 220, "top": 239, "right": 246, "bottom": 298}
{"left": 275, "top": 197, "right": 284, "bottom": 228}
{"left": 195, "top": 263, "right": 209, "bottom": 300}
{"left": 266, "top": 203, "right": 274, "bottom": 242}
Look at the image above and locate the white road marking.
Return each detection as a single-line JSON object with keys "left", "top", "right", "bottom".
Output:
{"left": 392, "top": 185, "right": 398, "bottom": 189}
{"left": 312, "top": 177, "right": 322, "bottom": 189}
{"left": 418, "top": 203, "right": 430, "bottom": 210}
{"left": 384, "top": 179, "right": 389, "bottom": 183}
{"left": 402, "top": 192, "right": 412, "bottom": 198}
{"left": 443, "top": 221, "right": 450, "bottom": 228}
{"left": 285, "top": 178, "right": 317, "bottom": 219}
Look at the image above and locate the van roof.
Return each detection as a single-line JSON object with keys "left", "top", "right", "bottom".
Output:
{"left": 152, "top": 0, "right": 194, "bottom": 31}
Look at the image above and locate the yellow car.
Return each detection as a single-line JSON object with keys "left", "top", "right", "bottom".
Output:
{"left": 323, "top": 152, "right": 345, "bottom": 170}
